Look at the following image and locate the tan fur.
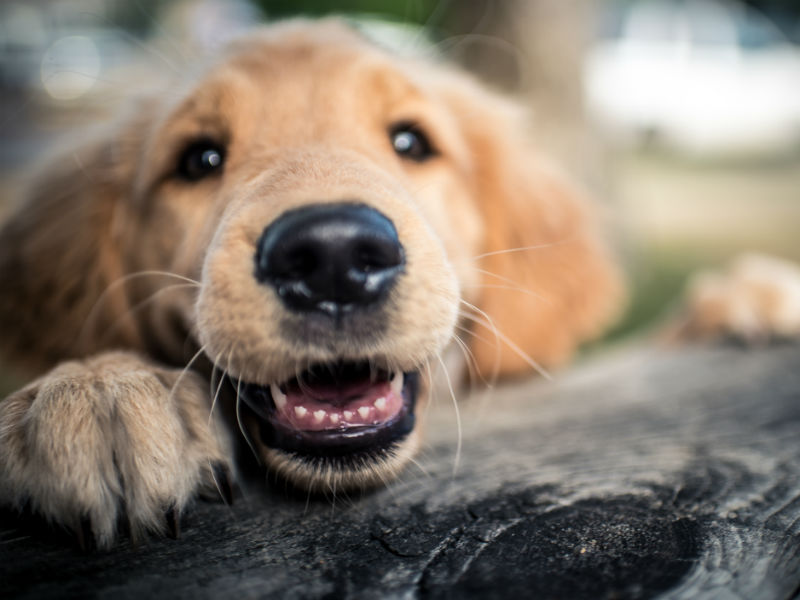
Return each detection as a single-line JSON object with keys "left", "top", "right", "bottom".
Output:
{"left": 0, "top": 20, "right": 622, "bottom": 546}
{"left": 672, "top": 253, "right": 800, "bottom": 342}
{"left": 0, "top": 352, "right": 232, "bottom": 547}
{"left": 450, "top": 93, "right": 623, "bottom": 375}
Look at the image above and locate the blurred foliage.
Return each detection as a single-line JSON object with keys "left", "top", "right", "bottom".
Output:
{"left": 606, "top": 247, "right": 708, "bottom": 341}
{"left": 107, "top": 0, "right": 165, "bottom": 35}
{"left": 252, "top": 0, "right": 441, "bottom": 24}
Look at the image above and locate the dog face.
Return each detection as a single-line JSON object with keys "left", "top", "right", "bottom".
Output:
{"left": 0, "top": 21, "right": 621, "bottom": 491}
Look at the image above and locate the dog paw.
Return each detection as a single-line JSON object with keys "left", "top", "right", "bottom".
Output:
{"left": 0, "top": 352, "right": 233, "bottom": 549}
{"left": 675, "top": 253, "right": 800, "bottom": 343}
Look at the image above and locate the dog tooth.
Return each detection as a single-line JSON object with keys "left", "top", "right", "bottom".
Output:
{"left": 329, "top": 413, "right": 340, "bottom": 424}
{"left": 270, "top": 384, "right": 287, "bottom": 411}
{"left": 313, "top": 410, "right": 326, "bottom": 423}
{"left": 374, "top": 397, "right": 387, "bottom": 411}
{"left": 390, "top": 372, "right": 404, "bottom": 397}
{"left": 294, "top": 406, "right": 308, "bottom": 418}
{"left": 343, "top": 410, "right": 354, "bottom": 420}
{"left": 358, "top": 406, "right": 370, "bottom": 419}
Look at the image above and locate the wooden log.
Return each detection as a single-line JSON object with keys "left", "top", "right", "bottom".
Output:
{"left": 2, "top": 342, "right": 799, "bottom": 599}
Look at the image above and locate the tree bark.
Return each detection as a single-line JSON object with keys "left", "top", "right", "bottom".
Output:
{"left": 3, "top": 342, "right": 800, "bottom": 599}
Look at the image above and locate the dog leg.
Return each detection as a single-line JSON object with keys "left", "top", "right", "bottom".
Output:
{"left": 672, "top": 253, "right": 800, "bottom": 342}
{"left": 0, "top": 351, "right": 234, "bottom": 549}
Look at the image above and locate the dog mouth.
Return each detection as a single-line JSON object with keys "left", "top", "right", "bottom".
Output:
{"left": 239, "top": 361, "right": 418, "bottom": 457}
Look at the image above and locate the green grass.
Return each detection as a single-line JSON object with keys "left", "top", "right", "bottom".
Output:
{"left": 605, "top": 245, "right": 715, "bottom": 341}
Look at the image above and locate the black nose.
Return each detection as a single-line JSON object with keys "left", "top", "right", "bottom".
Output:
{"left": 255, "top": 203, "right": 405, "bottom": 315}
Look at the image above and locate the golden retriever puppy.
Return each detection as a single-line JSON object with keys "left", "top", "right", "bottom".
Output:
{"left": 0, "top": 20, "right": 623, "bottom": 548}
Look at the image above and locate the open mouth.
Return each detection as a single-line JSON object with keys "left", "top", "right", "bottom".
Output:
{"left": 239, "top": 361, "right": 419, "bottom": 457}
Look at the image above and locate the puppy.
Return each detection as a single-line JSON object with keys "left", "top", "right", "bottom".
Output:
{"left": 0, "top": 20, "right": 623, "bottom": 548}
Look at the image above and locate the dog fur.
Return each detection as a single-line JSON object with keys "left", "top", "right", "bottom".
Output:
{"left": 0, "top": 20, "right": 625, "bottom": 547}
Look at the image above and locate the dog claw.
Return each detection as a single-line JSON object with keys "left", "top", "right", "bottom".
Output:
{"left": 75, "top": 517, "right": 95, "bottom": 552}
{"left": 212, "top": 461, "right": 235, "bottom": 505}
{"left": 165, "top": 505, "right": 180, "bottom": 540}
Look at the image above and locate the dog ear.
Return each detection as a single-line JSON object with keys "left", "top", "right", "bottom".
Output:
{"left": 445, "top": 83, "right": 624, "bottom": 379}
{"left": 0, "top": 117, "right": 146, "bottom": 375}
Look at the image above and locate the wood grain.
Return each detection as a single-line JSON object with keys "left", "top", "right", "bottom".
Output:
{"left": 2, "top": 342, "right": 799, "bottom": 599}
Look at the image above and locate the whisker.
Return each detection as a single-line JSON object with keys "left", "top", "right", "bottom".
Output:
{"left": 297, "top": 372, "right": 316, "bottom": 397}
{"left": 168, "top": 342, "right": 213, "bottom": 497}
{"left": 109, "top": 270, "right": 201, "bottom": 287}
{"left": 454, "top": 323, "right": 494, "bottom": 347}
{"left": 167, "top": 344, "right": 208, "bottom": 406}
{"left": 303, "top": 480, "right": 313, "bottom": 516}
{"left": 459, "top": 299, "right": 552, "bottom": 381}
{"left": 471, "top": 268, "right": 550, "bottom": 304}
{"left": 209, "top": 362, "right": 220, "bottom": 406}
{"left": 471, "top": 239, "right": 572, "bottom": 261}
{"left": 208, "top": 350, "right": 230, "bottom": 427}
{"left": 78, "top": 270, "right": 201, "bottom": 346}
{"left": 453, "top": 324, "right": 502, "bottom": 414}
{"left": 407, "top": 456, "right": 432, "bottom": 480}
{"left": 423, "top": 358, "right": 436, "bottom": 423}
{"left": 373, "top": 456, "right": 399, "bottom": 499}
{"left": 464, "top": 282, "right": 549, "bottom": 304}
{"left": 235, "top": 368, "right": 261, "bottom": 464}
{"left": 436, "top": 354, "right": 462, "bottom": 480}
{"left": 335, "top": 486, "right": 357, "bottom": 511}
{"left": 203, "top": 358, "right": 236, "bottom": 507}
{"left": 456, "top": 305, "right": 503, "bottom": 387}
{"left": 99, "top": 282, "right": 198, "bottom": 343}
{"left": 451, "top": 332, "right": 483, "bottom": 391}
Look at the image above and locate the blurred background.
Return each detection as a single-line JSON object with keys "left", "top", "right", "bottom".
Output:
{"left": 0, "top": 0, "right": 798, "bottom": 364}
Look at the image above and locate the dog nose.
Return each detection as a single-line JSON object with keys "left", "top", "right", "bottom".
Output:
{"left": 255, "top": 203, "right": 405, "bottom": 315}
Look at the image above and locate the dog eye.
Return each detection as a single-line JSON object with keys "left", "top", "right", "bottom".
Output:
{"left": 390, "top": 124, "right": 435, "bottom": 162}
{"left": 177, "top": 140, "right": 226, "bottom": 181}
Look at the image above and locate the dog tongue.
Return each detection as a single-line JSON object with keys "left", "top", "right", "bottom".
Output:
{"left": 287, "top": 377, "right": 376, "bottom": 404}
{"left": 274, "top": 375, "right": 404, "bottom": 432}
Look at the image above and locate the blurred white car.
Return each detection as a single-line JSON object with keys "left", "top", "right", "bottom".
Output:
{"left": 585, "top": 0, "right": 800, "bottom": 156}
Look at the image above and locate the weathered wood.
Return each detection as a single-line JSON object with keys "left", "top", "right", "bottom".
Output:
{"left": 2, "top": 343, "right": 800, "bottom": 599}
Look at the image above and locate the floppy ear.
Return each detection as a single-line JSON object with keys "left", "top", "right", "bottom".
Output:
{"left": 0, "top": 119, "right": 146, "bottom": 376}
{"left": 448, "top": 85, "right": 624, "bottom": 379}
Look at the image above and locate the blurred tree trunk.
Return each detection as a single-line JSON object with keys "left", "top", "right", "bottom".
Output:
{"left": 446, "top": 0, "right": 603, "bottom": 189}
